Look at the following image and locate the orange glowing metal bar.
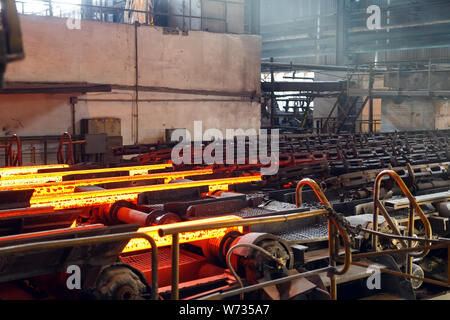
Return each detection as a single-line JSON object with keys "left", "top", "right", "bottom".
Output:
{"left": 122, "top": 215, "right": 244, "bottom": 253}
{"left": 0, "top": 169, "right": 214, "bottom": 196}
{"left": 29, "top": 175, "right": 262, "bottom": 210}
{"left": 0, "top": 163, "right": 173, "bottom": 187}
{"left": 0, "top": 164, "right": 70, "bottom": 177}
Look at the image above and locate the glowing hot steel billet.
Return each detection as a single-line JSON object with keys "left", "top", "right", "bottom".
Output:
{"left": 29, "top": 175, "right": 262, "bottom": 210}
{"left": 122, "top": 216, "right": 244, "bottom": 253}
{"left": 0, "top": 169, "right": 214, "bottom": 197}
{"left": 0, "top": 164, "right": 70, "bottom": 177}
{"left": 0, "top": 163, "right": 173, "bottom": 187}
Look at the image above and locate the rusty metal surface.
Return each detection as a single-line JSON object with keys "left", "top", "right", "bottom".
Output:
{"left": 110, "top": 130, "right": 450, "bottom": 190}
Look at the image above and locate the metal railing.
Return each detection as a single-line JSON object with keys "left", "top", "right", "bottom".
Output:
{"left": 14, "top": 0, "right": 246, "bottom": 33}
{"left": 0, "top": 231, "right": 160, "bottom": 299}
{"left": 0, "top": 173, "right": 447, "bottom": 300}
{"left": 345, "top": 170, "right": 450, "bottom": 289}
{"left": 372, "top": 170, "right": 433, "bottom": 275}
{"left": 296, "top": 178, "right": 352, "bottom": 299}
{"left": 158, "top": 177, "right": 353, "bottom": 300}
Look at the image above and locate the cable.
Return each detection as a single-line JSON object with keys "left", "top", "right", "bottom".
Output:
{"left": 225, "top": 242, "right": 286, "bottom": 301}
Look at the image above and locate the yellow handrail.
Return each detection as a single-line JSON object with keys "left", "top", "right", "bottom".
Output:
{"left": 373, "top": 170, "right": 432, "bottom": 260}
{"left": 296, "top": 178, "right": 352, "bottom": 278}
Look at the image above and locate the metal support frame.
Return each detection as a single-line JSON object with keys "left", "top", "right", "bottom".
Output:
{"left": 270, "top": 57, "right": 276, "bottom": 128}
{"left": 158, "top": 178, "right": 353, "bottom": 301}
{"left": 0, "top": 232, "right": 160, "bottom": 300}
{"left": 159, "top": 205, "right": 332, "bottom": 300}
{"left": 336, "top": 0, "right": 346, "bottom": 65}
{"left": 372, "top": 170, "right": 432, "bottom": 259}
{"left": 368, "top": 65, "right": 375, "bottom": 133}
{"left": 296, "top": 178, "right": 352, "bottom": 300}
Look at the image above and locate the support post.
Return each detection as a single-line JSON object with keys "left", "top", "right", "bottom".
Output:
{"left": 171, "top": 233, "right": 180, "bottom": 300}
{"left": 336, "top": 0, "right": 346, "bottom": 65}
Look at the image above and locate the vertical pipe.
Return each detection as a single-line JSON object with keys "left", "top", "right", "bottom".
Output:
{"left": 372, "top": 201, "right": 380, "bottom": 251}
{"left": 407, "top": 206, "right": 414, "bottom": 276}
{"left": 100, "top": 0, "right": 103, "bottom": 22}
{"left": 427, "top": 60, "right": 432, "bottom": 94}
{"left": 447, "top": 244, "right": 450, "bottom": 286}
{"left": 200, "top": 0, "right": 203, "bottom": 30}
{"left": 369, "top": 66, "right": 374, "bottom": 133}
{"left": 328, "top": 219, "right": 337, "bottom": 300}
{"left": 146, "top": 0, "right": 149, "bottom": 24}
{"left": 250, "top": 0, "right": 260, "bottom": 35}
{"left": 134, "top": 21, "right": 140, "bottom": 145}
{"left": 171, "top": 233, "right": 180, "bottom": 300}
{"left": 316, "top": 0, "right": 321, "bottom": 64}
{"left": 224, "top": 0, "right": 228, "bottom": 33}
{"left": 270, "top": 57, "right": 275, "bottom": 128}
{"left": 336, "top": 0, "right": 345, "bottom": 65}
{"left": 189, "top": 0, "right": 192, "bottom": 30}
{"left": 48, "top": 0, "right": 53, "bottom": 16}
{"left": 70, "top": 97, "right": 77, "bottom": 136}
{"left": 182, "top": 0, "right": 185, "bottom": 31}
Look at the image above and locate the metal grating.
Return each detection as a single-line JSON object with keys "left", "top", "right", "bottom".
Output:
{"left": 236, "top": 207, "right": 275, "bottom": 218}
{"left": 121, "top": 247, "right": 198, "bottom": 271}
{"left": 275, "top": 223, "right": 329, "bottom": 242}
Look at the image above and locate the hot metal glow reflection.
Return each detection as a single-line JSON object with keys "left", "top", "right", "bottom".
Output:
{"left": 122, "top": 215, "right": 244, "bottom": 253}
{"left": 0, "top": 163, "right": 173, "bottom": 187}
{"left": 0, "top": 169, "right": 214, "bottom": 196}
{"left": 29, "top": 175, "right": 262, "bottom": 210}
{"left": 0, "top": 164, "right": 70, "bottom": 177}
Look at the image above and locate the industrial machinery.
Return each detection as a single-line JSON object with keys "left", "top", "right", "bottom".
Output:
{"left": 0, "top": 154, "right": 448, "bottom": 300}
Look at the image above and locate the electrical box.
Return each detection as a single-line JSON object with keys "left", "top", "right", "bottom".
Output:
{"left": 81, "top": 118, "right": 121, "bottom": 137}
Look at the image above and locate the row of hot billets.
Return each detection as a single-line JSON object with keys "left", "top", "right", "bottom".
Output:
{"left": 0, "top": 162, "right": 302, "bottom": 299}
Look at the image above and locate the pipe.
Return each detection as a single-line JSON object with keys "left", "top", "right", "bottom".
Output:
{"left": 372, "top": 170, "right": 432, "bottom": 258}
{"left": 199, "top": 266, "right": 333, "bottom": 300}
{"left": 261, "top": 61, "right": 377, "bottom": 73}
{"left": 158, "top": 209, "right": 328, "bottom": 237}
{"left": 171, "top": 233, "right": 179, "bottom": 300}
{"left": 70, "top": 97, "right": 77, "bottom": 136}
{"left": 134, "top": 21, "right": 140, "bottom": 145}
{"left": 225, "top": 242, "right": 287, "bottom": 301}
{"left": 116, "top": 206, "right": 151, "bottom": 225}
{"left": 296, "top": 178, "right": 352, "bottom": 276}
{"left": 0, "top": 232, "right": 159, "bottom": 300}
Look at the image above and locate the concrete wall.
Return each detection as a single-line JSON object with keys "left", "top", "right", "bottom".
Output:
{"left": 435, "top": 99, "right": 450, "bottom": 130}
{"left": 381, "top": 72, "right": 450, "bottom": 132}
{"left": 2, "top": 14, "right": 261, "bottom": 146}
{"left": 381, "top": 97, "right": 436, "bottom": 132}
